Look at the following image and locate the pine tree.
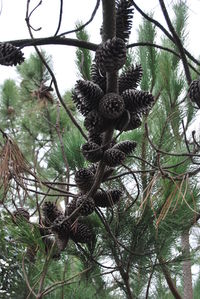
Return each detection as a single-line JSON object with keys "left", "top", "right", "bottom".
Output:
{"left": 1, "top": 1, "right": 200, "bottom": 298}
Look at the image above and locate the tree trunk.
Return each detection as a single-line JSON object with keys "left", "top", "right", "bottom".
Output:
{"left": 181, "top": 229, "right": 193, "bottom": 299}
{"left": 159, "top": 257, "right": 182, "bottom": 299}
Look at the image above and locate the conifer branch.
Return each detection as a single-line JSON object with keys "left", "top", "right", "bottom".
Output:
{"left": 158, "top": 0, "right": 191, "bottom": 85}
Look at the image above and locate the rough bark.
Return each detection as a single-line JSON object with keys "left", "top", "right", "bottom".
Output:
{"left": 181, "top": 229, "right": 193, "bottom": 299}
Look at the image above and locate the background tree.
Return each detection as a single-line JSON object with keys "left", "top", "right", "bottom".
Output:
{"left": 1, "top": 1, "right": 200, "bottom": 299}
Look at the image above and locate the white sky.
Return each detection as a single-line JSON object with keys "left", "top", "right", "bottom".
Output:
{"left": 1, "top": 0, "right": 200, "bottom": 283}
{"left": 0, "top": 0, "right": 200, "bottom": 93}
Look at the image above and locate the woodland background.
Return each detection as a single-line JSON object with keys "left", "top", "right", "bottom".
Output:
{"left": 1, "top": 1, "right": 200, "bottom": 298}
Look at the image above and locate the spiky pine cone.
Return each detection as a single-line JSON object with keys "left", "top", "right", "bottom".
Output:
{"left": 115, "top": 111, "right": 142, "bottom": 131}
{"left": 88, "top": 132, "right": 103, "bottom": 146}
{"left": 76, "top": 195, "right": 95, "bottom": 216}
{"left": 188, "top": 79, "right": 200, "bottom": 108}
{"left": 103, "top": 148, "right": 126, "bottom": 167}
{"left": 91, "top": 63, "right": 106, "bottom": 93}
{"left": 99, "top": 93, "right": 125, "bottom": 120}
{"left": 70, "top": 222, "right": 95, "bottom": 250}
{"left": 95, "top": 37, "right": 127, "bottom": 72}
{"left": 65, "top": 198, "right": 77, "bottom": 217}
{"left": 42, "top": 201, "right": 63, "bottom": 225}
{"left": 122, "top": 89, "right": 154, "bottom": 114}
{"left": 84, "top": 110, "right": 111, "bottom": 133}
{"left": 113, "top": 140, "right": 137, "bottom": 155}
{"left": 81, "top": 142, "right": 103, "bottom": 163}
{"left": 88, "top": 164, "right": 115, "bottom": 182}
{"left": 73, "top": 80, "right": 104, "bottom": 115}
{"left": 0, "top": 42, "right": 25, "bottom": 66}
{"left": 75, "top": 168, "right": 94, "bottom": 193}
{"left": 72, "top": 90, "right": 90, "bottom": 116}
{"left": 116, "top": 0, "right": 134, "bottom": 43}
{"left": 119, "top": 64, "right": 143, "bottom": 94}
{"left": 51, "top": 215, "right": 71, "bottom": 251}
{"left": 94, "top": 189, "right": 122, "bottom": 207}
{"left": 13, "top": 208, "right": 30, "bottom": 221}
{"left": 39, "top": 226, "right": 61, "bottom": 259}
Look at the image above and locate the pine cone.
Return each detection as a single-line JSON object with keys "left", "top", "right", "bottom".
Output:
{"left": 13, "top": 208, "right": 30, "bottom": 221}
{"left": 39, "top": 226, "right": 61, "bottom": 259}
{"left": 188, "top": 79, "right": 200, "bottom": 108}
{"left": 72, "top": 90, "right": 90, "bottom": 116}
{"left": 99, "top": 93, "right": 125, "bottom": 119}
{"left": 75, "top": 168, "right": 95, "bottom": 193}
{"left": 81, "top": 141, "right": 103, "bottom": 163}
{"left": 95, "top": 37, "right": 127, "bottom": 72}
{"left": 91, "top": 63, "right": 106, "bottom": 93}
{"left": 88, "top": 164, "right": 115, "bottom": 182}
{"left": 42, "top": 202, "right": 63, "bottom": 224}
{"left": 115, "top": 111, "right": 142, "bottom": 131}
{"left": 70, "top": 222, "right": 95, "bottom": 249}
{"left": 51, "top": 215, "right": 71, "bottom": 251}
{"left": 65, "top": 198, "right": 77, "bottom": 217}
{"left": 84, "top": 110, "right": 112, "bottom": 133}
{"left": 119, "top": 64, "right": 143, "bottom": 94}
{"left": 116, "top": 0, "right": 134, "bottom": 43}
{"left": 94, "top": 189, "right": 122, "bottom": 207}
{"left": 103, "top": 148, "right": 126, "bottom": 167}
{"left": 72, "top": 80, "right": 103, "bottom": 116}
{"left": 122, "top": 89, "right": 154, "bottom": 114}
{"left": 76, "top": 195, "right": 95, "bottom": 216}
{"left": 0, "top": 42, "right": 25, "bottom": 66}
{"left": 113, "top": 140, "right": 137, "bottom": 155}
{"left": 88, "top": 132, "right": 103, "bottom": 146}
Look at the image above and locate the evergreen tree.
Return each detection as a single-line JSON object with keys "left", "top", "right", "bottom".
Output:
{"left": 1, "top": 1, "right": 200, "bottom": 298}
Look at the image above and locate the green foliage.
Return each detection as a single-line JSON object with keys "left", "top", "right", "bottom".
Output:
{"left": 47, "top": 129, "right": 85, "bottom": 172}
{"left": 75, "top": 22, "right": 92, "bottom": 80}
{"left": 17, "top": 52, "right": 51, "bottom": 101}
{"left": 137, "top": 14, "right": 158, "bottom": 92}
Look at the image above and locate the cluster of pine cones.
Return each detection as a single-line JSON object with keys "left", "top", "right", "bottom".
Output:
{"left": 12, "top": 1, "right": 156, "bottom": 259}
{"left": 44, "top": 0, "right": 154, "bottom": 254}
{"left": 40, "top": 0, "right": 155, "bottom": 256}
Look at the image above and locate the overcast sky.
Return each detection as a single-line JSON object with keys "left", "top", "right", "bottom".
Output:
{"left": 1, "top": 0, "right": 200, "bottom": 279}
{"left": 0, "top": 0, "right": 200, "bottom": 93}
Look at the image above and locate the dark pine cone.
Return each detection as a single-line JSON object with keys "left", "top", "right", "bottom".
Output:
{"left": 51, "top": 215, "right": 71, "bottom": 251}
{"left": 116, "top": 0, "right": 134, "bottom": 43}
{"left": 91, "top": 62, "right": 106, "bottom": 93}
{"left": 188, "top": 79, "right": 200, "bottom": 108}
{"left": 88, "top": 164, "right": 115, "bottom": 182}
{"left": 122, "top": 89, "right": 154, "bottom": 114}
{"left": 103, "top": 148, "right": 126, "bottom": 167}
{"left": 115, "top": 110, "right": 142, "bottom": 131}
{"left": 95, "top": 37, "right": 127, "bottom": 72}
{"left": 75, "top": 168, "right": 94, "bottom": 193}
{"left": 13, "top": 208, "right": 30, "bottom": 221}
{"left": 0, "top": 42, "right": 25, "bottom": 66}
{"left": 94, "top": 189, "right": 122, "bottom": 207}
{"left": 84, "top": 110, "right": 112, "bottom": 134}
{"left": 70, "top": 222, "right": 95, "bottom": 252}
{"left": 72, "top": 80, "right": 103, "bottom": 116}
{"left": 65, "top": 198, "right": 77, "bottom": 218}
{"left": 81, "top": 141, "right": 103, "bottom": 163}
{"left": 119, "top": 64, "right": 143, "bottom": 94}
{"left": 76, "top": 195, "right": 95, "bottom": 216}
{"left": 99, "top": 93, "right": 125, "bottom": 120}
{"left": 113, "top": 140, "right": 137, "bottom": 155}
{"left": 88, "top": 132, "right": 103, "bottom": 146}
{"left": 42, "top": 201, "right": 63, "bottom": 225}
